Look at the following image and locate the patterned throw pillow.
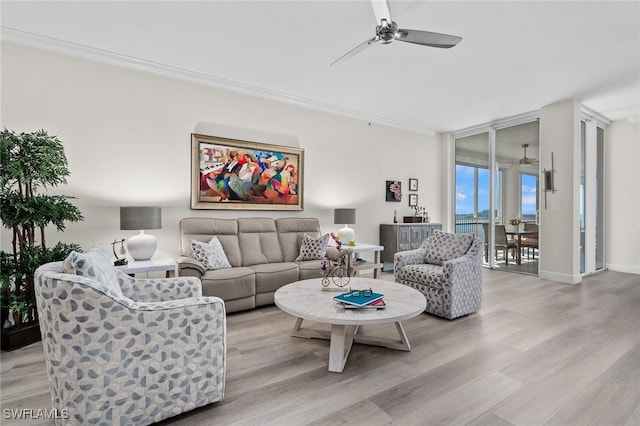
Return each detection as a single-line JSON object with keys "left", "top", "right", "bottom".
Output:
{"left": 295, "top": 233, "right": 330, "bottom": 261}
{"left": 425, "top": 230, "right": 474, "bottom": 266}
{"left": 63, "top": 245, "right": 122, "bottom": 296}
{"left": 191, "top": 236, "right": 232, "bottom": 271}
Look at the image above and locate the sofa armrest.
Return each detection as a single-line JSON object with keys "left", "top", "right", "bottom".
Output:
{"left": 177, "top": 255, "right": 206, "bottom": 276}
{"left": 117, "top": 271, "right": 204, "bottom": 302}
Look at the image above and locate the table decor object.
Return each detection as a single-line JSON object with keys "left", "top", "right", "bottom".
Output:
{"left": 334, "top": 208, "right": 357, "bottom": 243}
{"left": 120, "top": 206, "right": 161, "bottom": 261}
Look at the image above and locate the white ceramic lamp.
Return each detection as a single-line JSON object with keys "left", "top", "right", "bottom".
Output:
{"left": 334, "top": 208, "right": 357, "bottom": 244}
{"left": 120, "top": 206, "right": 162, "bottom": 261}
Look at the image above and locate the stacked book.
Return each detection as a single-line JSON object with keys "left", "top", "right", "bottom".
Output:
{"left": 334, "top": 290, "right": 386, "bottom": 310}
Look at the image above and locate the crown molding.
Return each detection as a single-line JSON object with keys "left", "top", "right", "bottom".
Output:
{"left": 1, "top": 27, "right": 435, "bottom": 136}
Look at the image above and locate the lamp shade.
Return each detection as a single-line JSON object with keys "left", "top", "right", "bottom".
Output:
{"left": 334, "top": 208, "right": 357, "bottom": 225}
{"left": 120, "top": 206, "right": 161, "bottom": 261}
{"left": 120, "top": 206, "right": 162, "bottom": 230}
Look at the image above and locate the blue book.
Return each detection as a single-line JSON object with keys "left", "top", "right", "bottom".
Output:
{"left": 334, "top": 291, "right": 384, "bottom": 307}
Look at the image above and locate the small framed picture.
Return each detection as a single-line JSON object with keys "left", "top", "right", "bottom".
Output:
{"left": 409, "top": 193, "right": 418, "bottom": 207}
{"left": 409, "top": 178, "right": 418, "bottom": 191}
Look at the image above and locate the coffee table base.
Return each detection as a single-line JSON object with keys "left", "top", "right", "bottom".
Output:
{"left": 290, "top": 318, "right": 411, "bottom": 373}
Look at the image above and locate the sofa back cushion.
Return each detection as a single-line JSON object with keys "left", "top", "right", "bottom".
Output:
{"left": 180, "top": 218, "right": 242, "bottom": 267}
{"left": 425, "top": 230, "right": 474, "bottom": 266}
{"left": 276, "top": 218, "right": 322, "bottom": 262}
{"left": 238, "top": 218, "right": 283, "bottom": 266}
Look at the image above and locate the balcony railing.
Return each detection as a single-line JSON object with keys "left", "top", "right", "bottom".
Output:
{"left": 455, "top": 216, "right": 490, "bottom": 238}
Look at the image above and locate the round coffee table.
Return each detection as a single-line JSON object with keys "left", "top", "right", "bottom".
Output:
{"left": 274, "top": 277, "right": 426, "bottom": 373}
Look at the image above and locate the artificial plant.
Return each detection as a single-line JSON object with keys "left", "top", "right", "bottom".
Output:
{"left": 0, "top": 129, "right": 83, "bottom": 329}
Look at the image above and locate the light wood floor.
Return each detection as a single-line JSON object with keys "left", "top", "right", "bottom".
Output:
{"left": 2, "top": 269, "right": 639, "bottom": 425}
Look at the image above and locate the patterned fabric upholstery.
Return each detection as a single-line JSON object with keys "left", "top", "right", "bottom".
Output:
{"left": 295, "top": 233, "right": 330, "bottom": 261}
{"left": 395, "top": 233, "right": 483, "bottom": 320}
{"left": 425, "top": 230, "right": 474, "bottom": 266}
{"left": 191, "top": 236, "right": 232, "bottom": 270}
{"left": 63, "top": 245, "right": 121, "bottom": 296}
{"left": 34, "top": 261, "right": 226, "bottom": 426}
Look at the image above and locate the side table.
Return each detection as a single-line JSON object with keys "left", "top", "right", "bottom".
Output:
{"left": 114, "top": 254, "right": 178, "bottom": 278}
{"left": 341, "top": 243, "right": 384, "bottom": 278}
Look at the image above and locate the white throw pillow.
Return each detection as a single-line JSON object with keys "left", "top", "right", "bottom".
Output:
{"left": 191, "top": 236, "right": 232, "bottom": 270}
{"left": 295, "top": 233, "right": 330, "bottom": 261}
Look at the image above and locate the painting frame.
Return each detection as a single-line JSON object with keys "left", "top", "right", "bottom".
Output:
{"left": 408, "top": 193, "right": 418, "bottom": 207}
{"left": 386, "top": 180, "right": 402, "bottom": 202}
{"left": 409, "top": 178, "right": 418, "bottom": 191}
{"left": 191, "top": 133, "right": 304, "bottom": 210}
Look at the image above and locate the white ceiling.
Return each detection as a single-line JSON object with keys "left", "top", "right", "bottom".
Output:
{"left": 2, "top": 0, "right": 639, "bottom": 134}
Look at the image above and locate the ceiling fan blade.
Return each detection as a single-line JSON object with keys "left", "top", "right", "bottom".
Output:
{"left": 395, "top": 29, "right": 462, "bottom": 48}
{"left": 330, "top": 36, "right": 377, "bottom": 66}
{"left": 371, "top": 0, "right": 392, "bottom": 23}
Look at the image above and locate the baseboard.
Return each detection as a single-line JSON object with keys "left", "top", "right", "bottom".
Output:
{"left": 606, "top": 263, "right": 640, "bottom": 275}
{"left": 538, "top": 270, "right": 582, "bottom": 284}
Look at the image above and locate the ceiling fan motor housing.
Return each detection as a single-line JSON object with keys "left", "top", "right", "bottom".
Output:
{"left": 376, "top": 19, "right": 398, "bottom": 43}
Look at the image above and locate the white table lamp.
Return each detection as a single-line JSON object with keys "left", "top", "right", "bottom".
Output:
{"left": 334, "top": 208, "right": 357, "bottom": 243}
{"left": 120, "top": 206, "right": 162, "bottom": 261}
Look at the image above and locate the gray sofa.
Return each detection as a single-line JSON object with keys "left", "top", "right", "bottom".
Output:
{"left": 178, "top": 217, "right": 334, "bottom": 313}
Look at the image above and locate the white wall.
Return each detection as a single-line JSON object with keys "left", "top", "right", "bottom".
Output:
{"left": 539, "top": 100, "right": 582, "bottom": 284}
{"left": 605, "top": 118, "right": 640, "bottom": 274}
{"left": 1, "top": 42, "right": 442, "bottom": 260}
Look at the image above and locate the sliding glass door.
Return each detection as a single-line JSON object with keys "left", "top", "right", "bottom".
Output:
{"left": 455, "top": 120, "right": 540, "bottom": 275}
{"left": 580, "top": 119, "right": 606, "bottom": 274}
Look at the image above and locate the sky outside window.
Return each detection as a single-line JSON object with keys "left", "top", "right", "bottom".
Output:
{"left": 456, "top": 164, "right": 490, "bottom": 216}
{"left": 521, "top": 173, "right": 537, "bottom": 216}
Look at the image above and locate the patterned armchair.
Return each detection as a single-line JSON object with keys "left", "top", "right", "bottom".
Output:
{"left": 394, "top": 230, "right": 483, "bottom": 319}
{"left": 34, "top": 246, "right": 226, "bottom": 425}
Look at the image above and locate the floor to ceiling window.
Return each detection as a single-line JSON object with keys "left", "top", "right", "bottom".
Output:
{"left": 580, "top": 118, "right": 606, "bottom": 274}
{"left": 454, "top": 119, "right": 539, "bottom": 275}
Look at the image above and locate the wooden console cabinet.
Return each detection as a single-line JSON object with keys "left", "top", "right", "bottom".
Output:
{"left": 379, "top": 223, "right": 442, "bottom": 271}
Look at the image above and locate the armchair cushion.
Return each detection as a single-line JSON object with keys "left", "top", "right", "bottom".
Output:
{"left": 63, "top": 245, "right": 122, "bottom": 297}
{"left": 395, "top": 263, "right": 446, "bottom": 290}
{"left": 191, "top": 236, "right": 232, "bottom": 271}
{"left": 295, "top": 233, "right": 330, "bottom": 261}
{"left": 425, "top": 230, "right": 474, "bottom": 266}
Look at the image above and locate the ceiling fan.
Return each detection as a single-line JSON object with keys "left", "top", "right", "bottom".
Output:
{"left": 330, "top": 0, "right": 462, "bottom": 66}
{"left": 511, "top": 143, "right": 539, "bottom": 167}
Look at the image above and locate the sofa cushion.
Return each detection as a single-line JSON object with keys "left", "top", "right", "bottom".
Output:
{"left": 238, "top": 218, "right": 283, "bottom": 265}
{"left": 200, "top": 267, "right": 256, "bottom": 301}
{"left": 295, "top": 233, "right": 330, "bottom": 261}
{"left": 297, "top": 259, "right": 325, "bottom": 280}
{"left": 425, "top": 231, "right": 474, "bottom": 266}
{"left": 276, "top": 218, "right": 322, "bottom": 262}
{"left": 190, "top": 237, "right": 232, "bottom": 270}
{"left": 180, "top": 218, "right": 242, "bottom": 267}
{"left": 63, "top": 245, "right": 122, "bottom": 297}
{"left": 248, "top": 262, "right": 299, "bottom": 294}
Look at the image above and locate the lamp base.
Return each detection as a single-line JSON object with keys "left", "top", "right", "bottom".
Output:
{"left": 127, "top": 231, "right": 157, "bottom": 261}
{"left": 338, "top": 225, "right": 355, "bottom": 245}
